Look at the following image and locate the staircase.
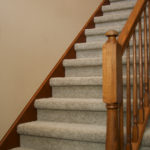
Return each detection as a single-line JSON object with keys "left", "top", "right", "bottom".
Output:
{"left": 1, "top": 0, "right": 150, "bottom": 150}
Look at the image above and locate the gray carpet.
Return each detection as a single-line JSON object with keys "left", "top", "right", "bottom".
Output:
{"left": 10, "top": 0, "right": 150, "bottom": 149}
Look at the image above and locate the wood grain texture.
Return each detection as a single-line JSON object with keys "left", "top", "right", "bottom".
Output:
{"left": 132, "top": 30, "right": 139, "bottom": 143}
{"left": 126, "top": 43, "right": 132, "bottom": 150}
{"left": 106, "top": 103, "right": 119, "bottom": 150}
{"left": 143, "top": 7, "right": 150, "bottom": 107}
{"left": 119, "top": 100, "right": 124, "bottom": 150}
{"left": 149, "top": 1, "right": 150, "bottom": 94}
{"left": 138, "top": 18, "right": 144, "bottom": 124}
{"left": 102, "top": 30, "right": 122, "bottom": 104}
{"left": 103, "top": 30, "right": 122, "bottom": 150}
{"left": 118, "top": 0, "right": 147, "bottom": 54}
{"left": 111, "top": 0, "right": 150, "bottom": 150}
{"left": 0, "top": 0, "right": 110, "bottom": 149}
{"left": 119, "top": 1, "right": 150, "bottom": 150}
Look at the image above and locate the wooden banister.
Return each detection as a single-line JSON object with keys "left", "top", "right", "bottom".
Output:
{"left": 0, "top": 0, "right": 110, "bottom": 149}
{"left": 103, "top": 0, "right": 150, "bottom": 150}
{"left": 118, "top": 0, "right": 147, "bottom": 54}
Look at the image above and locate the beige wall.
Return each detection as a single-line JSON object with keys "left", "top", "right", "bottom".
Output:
{"left": 0, "top": 0, "right": 101, "bottom": 140}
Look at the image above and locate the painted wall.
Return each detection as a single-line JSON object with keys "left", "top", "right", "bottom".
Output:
{"left": 0, "top": 0, "right": 102, "bottom": 140}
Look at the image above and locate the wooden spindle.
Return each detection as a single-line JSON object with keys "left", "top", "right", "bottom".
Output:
{"left": 119, "top": 100, "right": 124, "bottom": 150}
{"left": 103, "top": 30, "right": 122, "bottom": 150}
{"left": 132, "top": 30, "right": 139, "bottom": 143}
{"left": 148, "top": 1, "right": 150, "bottom": 95}
{"left": 126, "top": 43, "right": 132, "bottom": 150}
{"left": 138, "top": 18, "right": 144, "bottom": 124}
{"left": 144, "top": 7, "right": 150, "bottom": 107}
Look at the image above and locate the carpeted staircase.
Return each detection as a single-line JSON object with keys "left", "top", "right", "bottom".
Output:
{"left": 11, "top": 0, "right": 150, "bottom": 150}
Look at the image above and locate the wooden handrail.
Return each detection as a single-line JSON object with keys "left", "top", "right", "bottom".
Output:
{"left": 0, "top": 0, "right": 109, "bottom": 149}
{"left": 118, "top": 0, "right": 147, "bottom": 54}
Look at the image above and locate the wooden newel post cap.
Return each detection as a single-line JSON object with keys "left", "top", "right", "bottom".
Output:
{"left": 105, "top": 30, "right": 118, "bottom": 38}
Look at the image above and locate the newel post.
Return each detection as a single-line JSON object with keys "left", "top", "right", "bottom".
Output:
{"left": 102, "top": 30, "right": 123, "bottom": 150}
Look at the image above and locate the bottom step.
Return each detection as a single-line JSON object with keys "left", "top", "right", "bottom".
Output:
{"left": 20, "top": 135, "right": 105, "bottom": 150}
{"left": 17, "top": 121, "right": 106, "bottom": 150}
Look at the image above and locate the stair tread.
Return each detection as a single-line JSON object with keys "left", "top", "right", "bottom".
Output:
{"left": 85, "top": 24, "right": 148, "bottom": 37}
{"left": 102, "top": 0, "right": 136, "bottom": 12}
{"left": 75, "top": 39, "right": 147, "bottom": 52}
{"left": 85, "top": 25, "right": 122, "bottom": 36}
{"left": 17, "top": 121, "right": 106, "bottom": 143}
{"left": 50, "top": 76, "right": 135, "bottom": 87}
{"left": 50, "top": 77, "right": 102, "bottom": 86}
{"left": 35, "top": 98, "right": 129, "bottom": 112}
{"left": 75, "top": 41, "right": 102, "bottom": 50}
{"left": 35, "top": 98, "right": 105, "bottom": 111}
{"left": 63, "top": 56, "right": 131, "bottom": 67}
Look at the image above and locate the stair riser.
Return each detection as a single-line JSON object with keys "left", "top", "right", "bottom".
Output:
{"left": 86, "top": 35, "right": 106, "bottom": 43}
{"left": 20, "top": 135, "right": 105, "bottom": 150}
{"left": 76, "top": 49, "right": 101, "bottom": 59}
{"left": 37, "top": 109, "right": 130, "bottom": 125}
{"left": 102, "top": 8, "right": 134, "bottom": 15}
{"left": 65, "top": 64, "right": 142, "bottom": 77}
{"left": 37, "top": 109, "right": 107, "bottom": 125}
{"left": 103, "top": 8, "right": 133, "bottom": 14}
{"left": 52, "top": 86, "right": 102, "bottom": 98}
{"left": 52, "top": 85, "right": 138, "bottom": 98}
{"left": 65, "top": 66, "right": 101, "bottom": 77}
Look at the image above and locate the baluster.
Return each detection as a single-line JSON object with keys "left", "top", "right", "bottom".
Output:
{"left": 148, "top": 1, "right": 150, "bottom": 94}
{"left": 138, "top": 18, "right": 144, "bottom": 124}
{"left": 144, "top": 7, "right": 149, "bottom": 107}
{"left": 132, "top": 30, "right": 139, "bottom": 143}
{"left": 126, "top": 43, "right": 132, "bottom": 150}
{"left": 119, "top": 99, "right": 124, "bottom": 150}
